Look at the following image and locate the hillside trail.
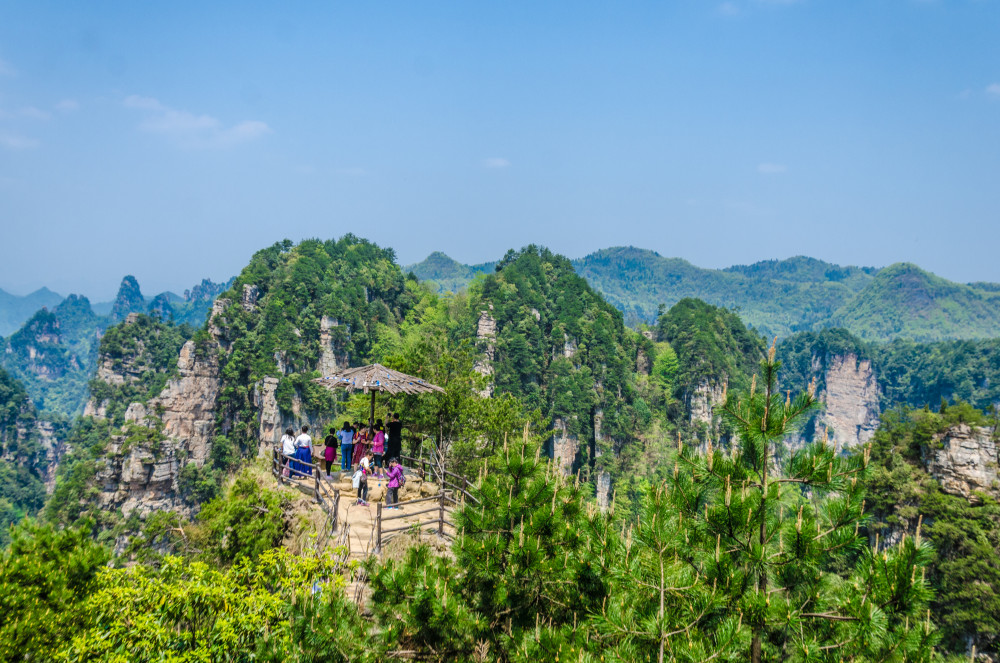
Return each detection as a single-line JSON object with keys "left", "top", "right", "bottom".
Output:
{"left": 275, "top": 460, "right": 458, "bottom": 562}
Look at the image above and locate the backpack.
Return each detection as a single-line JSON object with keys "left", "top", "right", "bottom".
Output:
{"left": 398, "top": 470, "right": 407, "bottom": 488}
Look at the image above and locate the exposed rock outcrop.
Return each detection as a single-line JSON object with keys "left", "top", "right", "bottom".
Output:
{"left": 95, "top": 339, "right": 222, "bottom": 518}
{"left": 473, "top": 309, "right": 497, "bottom": 397}
{"left": 552, "top": 416, "right": 577, "bottom": 476}
{"left": 593, "top": 409, "right": 612, "bottom": 510}
{"left": 36, "top": 420, "right": 63, "bottom": 492}
{"left": 689, "top": 379, "right": 725, "bottom": 428}
{"left": 816, "top": 354, "right": 880, "bottom": 450}
{"left": 925, "top": 424, "right": 999, "bottom": 504}
{"left": 317, "top": 316, "right": 347, "bottom": 376}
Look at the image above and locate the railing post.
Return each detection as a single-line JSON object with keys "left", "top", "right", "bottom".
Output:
{"left": 438, "top": 489, "right": 445, "bottom": 537}
{"left": 333, "top": 489, "right": 340, "bottom": 533}
{"left": 313, "top": 462, "right": 320, "bottom": 503}
{"left": 376, "top": 502, "right": 383, "bottom": 552}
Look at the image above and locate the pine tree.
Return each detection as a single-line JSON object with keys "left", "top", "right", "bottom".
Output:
{"left": 368, "top": 426, "right": 604, "bottom": 662}
{"left": 665, "top": 341, "right": 938, "bottom": 661}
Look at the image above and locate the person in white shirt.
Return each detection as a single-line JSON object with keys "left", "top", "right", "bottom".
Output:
{"left": 279, "top": 427, "right": 296, "bottom": 477}
{"left": 356, "top": 451, "right": 372, "bottom": 505}
{"left": 295, "top": 425, "right": 313, "bottom": 479}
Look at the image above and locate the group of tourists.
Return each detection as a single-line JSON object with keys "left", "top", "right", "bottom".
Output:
{"left": 278, "top": 413, "right": 407, "bottom": 508}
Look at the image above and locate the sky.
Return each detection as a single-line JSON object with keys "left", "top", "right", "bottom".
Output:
{"left": 1, "top": 1, "right": 999, "bottom": 300}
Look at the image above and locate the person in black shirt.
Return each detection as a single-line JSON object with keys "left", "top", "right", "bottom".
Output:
{"left": 387, "top": 412, "right": 403, "bottom": 461}
{"left": 323, "top": 427, "right": 338, "bottom": 477}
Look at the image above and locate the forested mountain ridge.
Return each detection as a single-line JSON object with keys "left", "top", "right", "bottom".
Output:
{"left": 471, "top": 246, "right": 643, "bottom": 502}
{"left": 0, "top": 287, "right": 64, "bottom": 337}
{"left": 410, "top": 246, "right": 1000, "bottom": 341}
{"left": 831, "top": 262, "right": 1000, "bottom": 341}
{"left": 403, "top": 251, "right": 495, "bottom": 293}
{"left": 7, "top": 235, "right": 1000, "bottom": 659}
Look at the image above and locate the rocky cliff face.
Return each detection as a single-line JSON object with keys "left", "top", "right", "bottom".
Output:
{"left": 816, "top": 354, "right": 881, "bottom": 449}
{"left": 787, "top": 353, "right": 881, "bottom": 452}
{"left": 925, "top": 424, "right": 999, "bottom": 504}
{"left": 95, "top": 338, "right": 222, "bottom": 518}
{"left": 551, "top": 416, "right": 578, "bottom": 476}
{"left": 593, "top": 409, "right": 612, "bottom": 510}
{"left": 689, "top": 379, "right": 725, "bottom": 428}
{"left": 473, "top": 309, "right": 497, "bottom": 397}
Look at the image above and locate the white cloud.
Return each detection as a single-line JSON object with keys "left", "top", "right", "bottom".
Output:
{"left": 19, "top": 106, "right": 50, "bottom": 120}
{"left": 0, "top": 59, "right": 15, "bottom": 77}
{"left": 123, "top": 95, "right": 164, "bottom": 111}
{"left": 483, "top": 157, "right": 511, "bottom": 169}
{"left": 986, "top": 83, "right": 1000, "bottom": 98}
{"left": 124, "top": 94, "right": 271, "bottom": 148}
{"left": 717, "top": 2, "right": 741, "bottom": 16}
{"left": 757, "top": 162, "right": 787, "bottom": 175}
{"left": 0, "top": 106, "right": 50, "bottom": 120}
{"left": 55, "top": 99, "right": 80, "bottom": 112}
{"left": 0, "top": 133, "right": 39, "bottom": 149}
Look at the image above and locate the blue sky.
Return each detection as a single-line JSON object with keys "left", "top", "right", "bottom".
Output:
{"left": 1, "top": 1, "right": 999, "bottom": 300}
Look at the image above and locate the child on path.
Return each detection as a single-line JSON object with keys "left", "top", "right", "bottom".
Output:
{"left": 337, "top": 421, "right": 355, "bottom": 472}
{"left": 356, "top": 451, "right": 373, "bottom": 505}
{"left": 323, "top": 427, "right": 338, "bottom": 477}
{"left": 386, "top": 458, "right": 404, "bottom": 509}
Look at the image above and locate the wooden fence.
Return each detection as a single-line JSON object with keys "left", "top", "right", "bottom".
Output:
{"left": 271, "top": 448, "right": 341, "bottom": 550}
{"left": 270, "top": 447, "right": 476, "bottom": 554}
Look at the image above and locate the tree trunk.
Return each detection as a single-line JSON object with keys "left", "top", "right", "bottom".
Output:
{"left": 753, "top": 373, "right": 774, "bottom": 663}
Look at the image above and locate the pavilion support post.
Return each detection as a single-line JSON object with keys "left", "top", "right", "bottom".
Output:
{"left": 369, "top": 390, "right": 376, "bottom": 429}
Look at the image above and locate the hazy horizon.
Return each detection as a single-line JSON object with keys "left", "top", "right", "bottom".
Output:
{"left": 0, "top": 240, "right": 989, "bottom": 303}
{"left": 3, "top": 2, "right": 999, "bottom": 299}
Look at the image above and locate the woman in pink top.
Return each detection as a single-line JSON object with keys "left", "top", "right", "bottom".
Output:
{"left": 352, "top": 421, "right": 369, "bottom": 466}
{"left": 371, "top": 419, "right": 386, "bottom": 478}
{"left": 385, "top": 458, "right": 404, "bottom": 508}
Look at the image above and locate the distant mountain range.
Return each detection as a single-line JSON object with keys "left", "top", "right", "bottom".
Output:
{"left": 406, "top": 247, "right": 1000, "bottom": 341}
{"left": 0, "top": 275, "right": 231, "bottom": 415}
{"left": 0, "top": 279, "right": 231, "bottom": 337}
{"left": 0, "top": 287, "right": 64, "bottom": 337}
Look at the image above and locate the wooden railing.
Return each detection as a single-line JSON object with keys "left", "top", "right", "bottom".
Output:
{"left": 271, "top": 448, "right": 341, "bottom": 549}
{"left": 371, "top": 454, "right": 478, "bottom": 552}
{"left": 269, "top": 447, "right": 478, "bottom": 555}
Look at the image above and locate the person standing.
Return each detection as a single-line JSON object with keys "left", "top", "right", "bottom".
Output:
{"left": 280, "top": 427, "right": 296, "bottom": 477}
{"left": 323, "top": 427, "right": 338, "bottom": 477}
{"left": 385, "top": 457, "right": 404, "bottom": 509}
{"left": 295, "top": 425, "right": 313, "bottom": 478}
{"left": 337, "top": 421, "right": 355, "bottom": 472}
{"left": 371, "top": 419, "right": 385, "bottom": 479}
{"left": 387, "top": 412, "right": 403, "bottom": 461}
{"left": 356, "top": 451, "right": 373, "bottom": 505}
{"left": 352, "top": 420, "right": 370, "bottom": 467}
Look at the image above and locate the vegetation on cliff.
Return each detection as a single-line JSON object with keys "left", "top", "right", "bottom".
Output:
{"left": 86, "top": 313, "right": 194, "bottom": 425}
{"left": 779, "top": 328, "right": 1000, "bottom": 414}
{"left": 0, "top": 368, "right": 49, "bottom": 545}
{"left": 864, "top": 403, "right": 1000, "bottom": 655}
{"left": 474, "top": 246, "right": 643, "bottom": 478}
{"left": 656, "top": 298, "right": 765, "bottom": 419}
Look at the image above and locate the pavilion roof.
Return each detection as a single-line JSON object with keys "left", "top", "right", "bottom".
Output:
{"left": 311, "top": 363, "right": 445, "bottom": 396}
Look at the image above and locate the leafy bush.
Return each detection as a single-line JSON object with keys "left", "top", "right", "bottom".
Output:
{"left": 0, "top": 519, "right": 109, "bottom": 662}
